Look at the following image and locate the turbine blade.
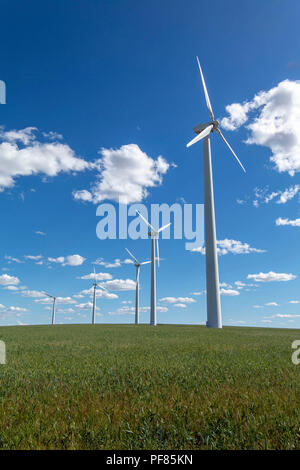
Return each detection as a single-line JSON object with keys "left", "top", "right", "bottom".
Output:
{"left": 158, "top": 222, "right": 171, "bottom": 233}
{"left": 216, "top": 128, "right": 246, "bottom": 173}
{"left": 156, "top": 237, "right": 160, "bottom": 267}
{"left": 125, "top": 247, "right": 139, "bottom": 265}
{"left": 136, "top": 210, "right": 156, "bottom": 233}
{"left": 42, "top": 291, "right": 53, "bottom": 298}
{"left": 196, "top": 57, "right": 214, "bottom": 121}
{"left": 186, "top": 124, "right": 213, "bottom": 148}
{"left": 140, "top": 260, "right": 152, "bottom": 265}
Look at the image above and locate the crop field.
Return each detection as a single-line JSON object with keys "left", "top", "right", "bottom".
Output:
{"left": 0, "top": 324, "right": 299, "bottom": 450}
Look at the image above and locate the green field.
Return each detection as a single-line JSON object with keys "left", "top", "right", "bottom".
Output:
{"left": 0, "top": 324, "right": 299, "bottom": 450}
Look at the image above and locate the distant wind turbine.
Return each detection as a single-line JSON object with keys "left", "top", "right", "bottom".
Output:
{"left": 91, "top": 267, "right": 107, "bottom": 324}
{"left": 125, "top": 248, "right": 151, "bottom": 324}
{"left": 43, "top": 292, "right": 57, "bottom": 325}
{"left": 186, "top": 57, "right": 246, "bottom": 329}
{"left": 137, "top": 211, "right": 171, "bottom": 326}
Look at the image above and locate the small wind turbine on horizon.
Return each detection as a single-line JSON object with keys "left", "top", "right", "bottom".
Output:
{"left": 136, "top": 211, "right": 171, "bottom": 326}
{"left": 42, "top": 291, "right": 57, "bottom": 325}
{"left": 91, "top": 267, "right": 108, "bottom": 324}
{"left": 186, "top": 57, "right": 246, "bottom": 329}
{"left": 125, "top": 248, "right": 151, "bottom": 325}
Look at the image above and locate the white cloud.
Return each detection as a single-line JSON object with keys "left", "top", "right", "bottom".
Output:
{"left": 93, "top": 258, "right": 133, "bottom": 268}
{"left": 24, "top": 255, "right": 43, "bottom": 261}
{"left": 173, "top": 303, "right": 187, "bottom": 308}
{"left": 0, "top": 127, "right": 90, "bottom": 191}
{"left": 252, "top": 185, "right": 300, "bottom": 206}
{"left": 79, "top": 287, "right": 118, "bottom": 299}
{"left": 0, "top": 274, "right": 20, "bottom": 286}
{"left": 21, "top": 290, "right": 45, "bottom": 298}
{"left": 101, "top": 279, "right": 136, "bottom": 291}
{"left": 109, "top": 305, "right": 168, "bottom": 315}
{"left": 220, "top": 288, "right": 240, "bottom": 296}
{"left": 269, "top": 314, "right": 300, "bottom": 319}
{"left": 221, "top": 80, "right": 300, "bottom": 175}
{"left": 247, "top": 271, "right": 296, "bottom": 282}
{"left": 48, "top": 254, "right": 85, "bottom": 266}
{"left": 75, "top": 302, "right": 98, "bottom": 310}
{"left": 35, "top": 231, "right": 46, "bottom": 236}
{"left": 63, "top": 255, "right": 85, "bottom": 266}
{"left": 276, "top": 217, "right": 300, "bottom": 227}
{"left": 3, "top": 285, "right": 19, "bottom": 291}
{"left": 48, "top": 256, "right": 65, "bottom": 264}
{"left": 79, "top": 272, "right": 112, "bottom": 281}
{"left": 34, "top": 296, "right": 76, "bottom": 305}
{"left": 73, "top": 144, "right": 170, "bottom": 204}
{"left": 5, "top": 255, "right": 23, "bottom": 263}
{"left": 265, "top": 302, "right": 279, "bottom": 307}
{"left": 289, "top": 300, "right": 299, "bottom": 304}
{"left": 160, "top": 297, "right": 196, "bottom": 304}
{"left": 192, "top": 239, "right": 265, "bottom": 255}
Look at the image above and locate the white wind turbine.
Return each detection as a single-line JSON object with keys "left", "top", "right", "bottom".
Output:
{"left": 137, "top": 211, "right": 171, "bottom": 326}
{"left": 125, "top": 248, "right": 151, "bottom": 325}
{"left": 186, "top": 57, "right": 246, "bottom": 329}
{"left": 91, "top": 268, "right": 108, "bottom": 324}
{"left": 43, "top": 292, "right": 57, "bottom": 325}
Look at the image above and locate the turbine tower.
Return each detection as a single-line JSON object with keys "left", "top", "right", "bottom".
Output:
{"left": 43, "top": 292, "right": 57, "bottom": 325}
{"left": 125, "top": 248, "right": 151, "bottom": 324}
{"left": 137, "top": 211, "right": 171, "bottom": 326}
{"left": 186, "top": 57, "right": 246, "bottom": 329}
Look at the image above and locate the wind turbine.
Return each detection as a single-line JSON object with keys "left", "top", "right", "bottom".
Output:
{"left": 91, "top": 268, "right": 107, "bottom": 324}
{"left": 136, "top": 211, "right": 171, "bottom": 326}
{"left": 186, "top": 57, "right": 246, "bottom": 329}
{"left": 125, "top": 248, "right": 151, "bottom": 325}
{"left": 43, "top": 292, "right": 57, "bottom": 325}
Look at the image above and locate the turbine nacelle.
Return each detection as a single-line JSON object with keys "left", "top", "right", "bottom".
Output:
{"left": 193, "top": 120, "right": 219, "bottom": 135}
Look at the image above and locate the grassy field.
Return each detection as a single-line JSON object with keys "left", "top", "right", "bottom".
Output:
{"left": 0, "top": 324, "right": 299, "bottom": 450}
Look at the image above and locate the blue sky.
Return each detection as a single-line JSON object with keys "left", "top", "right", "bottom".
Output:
{"left": 1, "top": 0, "right": 300, "bottom": 327}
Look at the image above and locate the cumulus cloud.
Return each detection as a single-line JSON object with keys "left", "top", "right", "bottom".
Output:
{"left": 101, "top": 279, "right": 136, "bottom": 291}
{"left": 0, "top": 274, "right": 20, "bottom": 286}
{"left": 247, "top": 271, "right": 296, "bottom": 282}
{"left": 79, "top": 272, "right": 112, "bottom": 281}
{"left": 276, "top": 217, "right": 300, "bottom": 227}
{"left": 73, "top": 144, "right": 170, "bottom": 204}
{"left": 48, "top": 254, "right": 85, "bottom": 266}
{"left": 75, "top": 302, "right": 98, "bottom": 310}
{"left": 0, "top": 127, "right": 90, "bottom": 191}
{"left": 221, "top": 80, "right": 300, "bottom": 175}
{"left": 289, "top": 300, "right": 299, "bottom": 304}
{"left": 173, "top": 303, "right": 187, "bottom": 308}
{"left": 220, "top": 288, "right": 240, "bottom": 296}
{"left": 192, "top": 239, "right": 265, "bottom": 255}
{"left": 265, "top": 302, "right": 279, "bottom": 306}
{"left": 79, "top": 287, "right": 118, "bottom": 299}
